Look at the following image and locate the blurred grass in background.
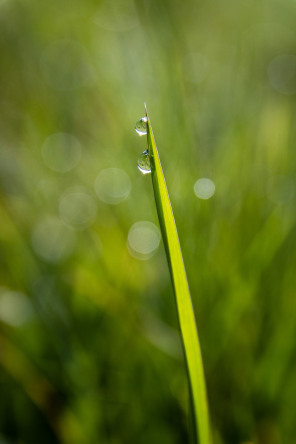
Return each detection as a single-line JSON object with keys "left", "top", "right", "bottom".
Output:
{"left": 1, "top": 0, "right": 296, "bottom": 443}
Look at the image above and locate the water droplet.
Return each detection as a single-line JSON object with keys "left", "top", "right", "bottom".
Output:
{"left": 135, "top": 116, "right": 147, "bottom": 136}
{"left": 137, "top": 149, "right": 151, "bottom": 175}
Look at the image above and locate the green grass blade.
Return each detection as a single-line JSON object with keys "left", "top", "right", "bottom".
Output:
{"left": 145, "top": 105, "right": 211, "bottom": 444}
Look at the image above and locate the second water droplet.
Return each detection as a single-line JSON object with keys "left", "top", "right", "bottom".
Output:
{"left": 135, "top": 117, "right": 147, "bottom": 136}
{"left": 137, "top": 149, "right": 151, "bottom": 175}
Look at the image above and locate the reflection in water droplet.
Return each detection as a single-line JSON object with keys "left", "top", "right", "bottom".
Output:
{"left": 137, "top": 149, "right": 151, "bottom": 175}
{"left": 135, "top": 117, "right": 147, "bottom": 136}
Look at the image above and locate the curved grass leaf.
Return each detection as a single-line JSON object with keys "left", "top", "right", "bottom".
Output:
{"left": 145, "top": 105, "right": 211, "bottom": 444}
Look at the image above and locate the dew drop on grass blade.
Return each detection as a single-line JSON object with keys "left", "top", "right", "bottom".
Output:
{"left": 135, "top": 105, "right": 211, "bottom": 444}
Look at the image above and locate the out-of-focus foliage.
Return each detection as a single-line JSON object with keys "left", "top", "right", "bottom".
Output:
{"left": 0, "top": 0, "right": 296, "bottom": 443}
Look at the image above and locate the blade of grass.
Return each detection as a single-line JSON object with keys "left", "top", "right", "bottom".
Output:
{"left": 144, "top": 105, "right": 211, "bottom": 444}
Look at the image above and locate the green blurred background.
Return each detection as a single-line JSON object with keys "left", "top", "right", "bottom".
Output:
{"left": 1, "top": 0, "right": 296, "bottom": 443}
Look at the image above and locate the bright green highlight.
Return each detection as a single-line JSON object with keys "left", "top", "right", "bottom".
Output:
{"left": 144, "top": 105, "right": 211, "bottom": 444}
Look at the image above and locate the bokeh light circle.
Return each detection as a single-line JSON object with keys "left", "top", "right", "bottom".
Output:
{"left": 0, "top": 289, "right": 33, "bottom": 327}
{"left": 59, "top": 188, "right": 98, "bottom": 229}
{"left": 194, "top": 178, "right": 215, "bottom": 200}
{"left": 42, "top": 132, "right": 82, "bottom": 173}
{"left": 127, "top": 221, "right": 161, "bottom": 260}
{"left": 31, "top": 216, "right": 76, "bottom": 263}
{"left": 94, "top": 168, "right": 131, "bottom": 205}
